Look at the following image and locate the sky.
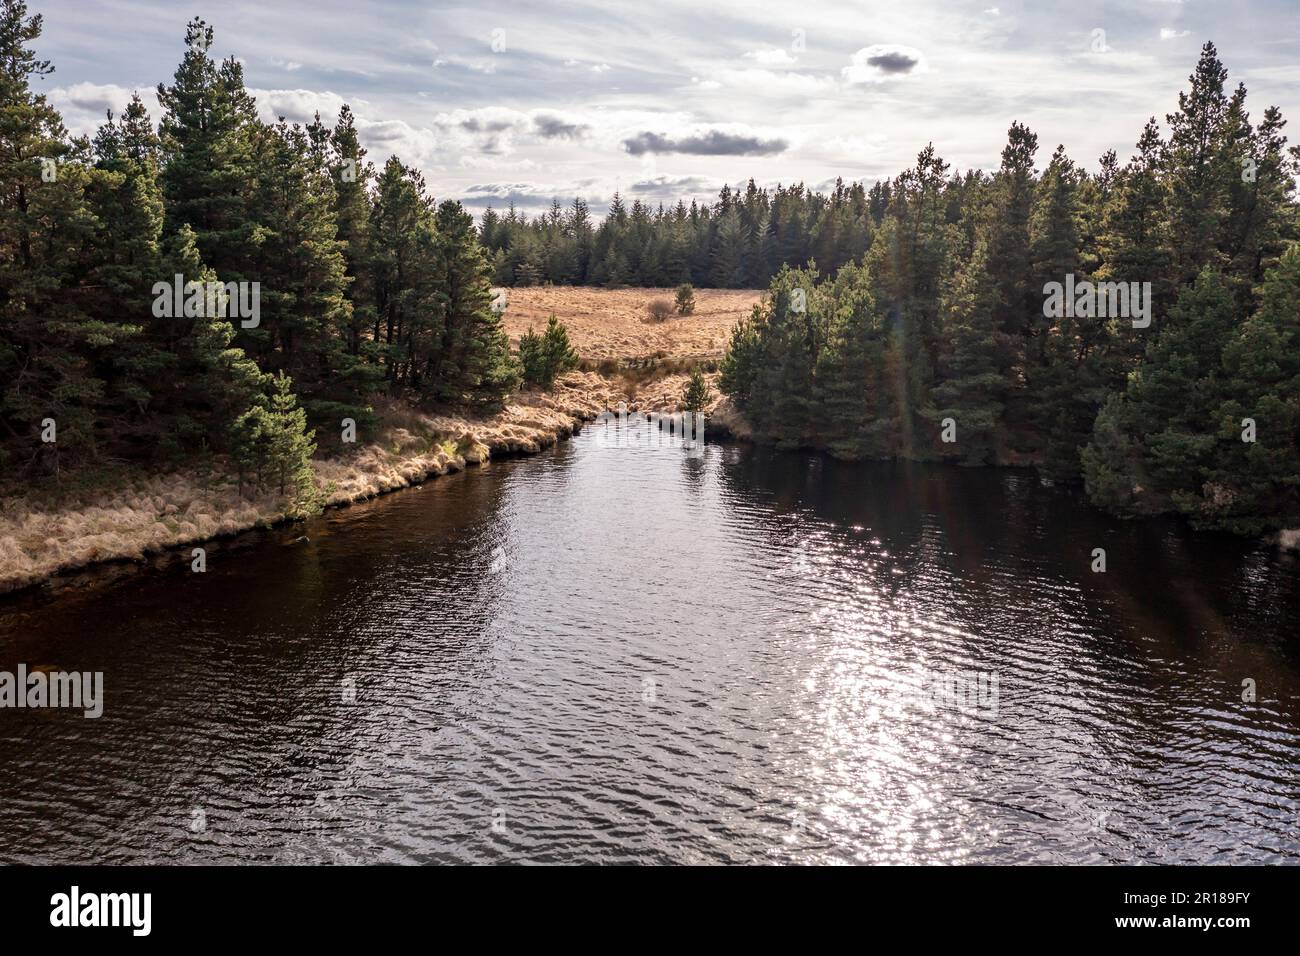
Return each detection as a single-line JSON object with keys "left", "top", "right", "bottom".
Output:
{"left": 30, "top": 0, "right": 1300, "bottom": 217}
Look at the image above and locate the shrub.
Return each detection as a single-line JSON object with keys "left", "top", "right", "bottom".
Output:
{"left": 682, "top": 367, "right": 713, "bottom": 412}
{"left": 519, "top": 314, "right": 580, "bottom": 389}
{"left": 230, "top": 373, "right": 321, "bottom": 515}
{"left": 675, "top": 283, "right": 696, "bottom": 316}
{"left": 647, "top": 298, "right": 674, "bottom": 322}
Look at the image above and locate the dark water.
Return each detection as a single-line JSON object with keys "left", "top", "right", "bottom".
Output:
{"left": 2, "top": 423, "right": 1299, "bottom": 864}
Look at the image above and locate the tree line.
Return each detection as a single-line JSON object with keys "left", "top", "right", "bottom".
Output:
{"left": 718, "top": 44, "right": 1300, "bottom": 535}
{"left": 0, "top": 6, "right": 515, "bottom": 503}
{"left": 480, "top": 179, "right": 879, "bottom": 289}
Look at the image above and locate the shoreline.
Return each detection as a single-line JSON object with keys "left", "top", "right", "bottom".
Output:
{"left": 6, "top": 369, "right": 1293, "bottom": 599}
{"left": 0, "top": 365, "right": 736, "bottom": 599}
{"left": 0, "top": 373, "right": 631, "bottom": 598}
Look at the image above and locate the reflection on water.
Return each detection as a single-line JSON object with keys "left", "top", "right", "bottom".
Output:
{"left": 2, "top": 421, "right": 1299, "bottom": 864}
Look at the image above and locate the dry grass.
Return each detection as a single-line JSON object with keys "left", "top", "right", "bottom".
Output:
{"left": 1, "top": 287, "right": 756, "bottom": 593}
{"left": 0, "top": 475, "right": 277, "bottom": 595}
{"left": 500, "top": 286, "right": 763, "bottom": 363}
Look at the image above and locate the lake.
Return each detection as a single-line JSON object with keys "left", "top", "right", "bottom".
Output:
{"left": 2, "top": 420, "right": 1298, "bottom": 864}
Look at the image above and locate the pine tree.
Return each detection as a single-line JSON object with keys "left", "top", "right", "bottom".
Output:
{"left": 85, "top": 94, "right": 174, "bottom": 459}
{"left": 681, "top": 367, "right": 712, "bottom": 413}
{"left": 1082, "top": 268, "right": 1238, "bottom": 514}
{"left": 719, "top": 310, "right": 762, "bottom": 409}
{"left": 812, "top": 265, "right": 887, "bottom": 458}
{"left": 1164, "top": 42, "right": 1233, "bottom": 286}
{"left": 1198, "top": 244, "right": 1300, "bottom": 531}
{"left": 330, "top": 105, "right": 377, "bottom": 359}
{"left": 156, "top": 18, "right": 260, "bottom": 282}
{"left": 984, "top": 122, "right": 1040, "bottom": 358}
{"left": 519, "top": 315, "right": 578, "bottom": 389}
{"left": 429, "top": 200, "right": 519, "bottom": 404}
{"left": 230, "top": 372, "right": 318, "bottom": 511}
{"left": 674, "top": 283, "right": 696, "bottom": 315}
{"left": 369, "top": 156, "right": 438, "bottom": 391}
{"left": 746, "top": 266, "right": 821, "bottom": 448}
{"left": 0, "top": 1, "right": 107, "bottom": 475}
{"left": 711, "top": 207, "right": 748, "bottom": 288}
{"left": 930, "top": 240, "right": 1005, "bottom": 464}
{"left": 1028, "top": 145, "right": 1117, "bottom": 477}
{"left": 1096, "top": 119, "right": 1174, "bottom": 356}
{"left": 246, "top": 119, "right": 368, "bottom": 429}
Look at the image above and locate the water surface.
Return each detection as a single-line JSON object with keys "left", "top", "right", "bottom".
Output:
{"left": 2, "top": 423, "right": 1298, "bottom": 864}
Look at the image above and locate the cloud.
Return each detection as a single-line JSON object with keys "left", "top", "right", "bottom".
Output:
{"left": 707, "top": 68, "right": 837, "bottom": 98}
{"left": 533, "top": 113, "right": 589, "bottom": 139}
{"left": 458, "top": 116, "right": 516, "bottom": 132}
{"left": 622, "top": 129, "right": 788, "bottom": 156}
{"left": 868, "top": 51, "right": 919, "bottom": 74}
{"left": 456, "top": 181, "right": 607, "bottom": 212}
{"left": 842, "top": 45, "right": 927, "bottom": 84}
{"left": 47, "top": 83, "right": 159, "bottom": 133}
{"left": 744, "top": 48, "right": 796, "bottom": 66}
{"left": 627, "top": 174, "right": 714, "bottom": 199}
{"left": 253, "top": 88, "right": 348, "bottom": 124}
{"left": 1160, "top": 28, "right": 1190, "bottom": 40}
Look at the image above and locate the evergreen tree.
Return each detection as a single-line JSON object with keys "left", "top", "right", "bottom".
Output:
{"left": 811, "top": 265, "right": 887, "bottom": 459}
{"left": 930, "top": 240, "right": 1005, "bottom": 464}
{"left": 1199, "top": 244, "right": 1300, "bottom": 531}
{"left": 519, "top": 315, "right": 578, "bottom": 389}
{"left": 1163, "top": 42, "right": 1233, "bottom": 286}
{"left": 674, "top": 283, "right": 696, "bottom": 315}
{"left": 428, "top": 200, "right": 518, "bottom": 404}
{"left": 330, "top": 106, "right": 377, "bottom": 359}
{"left": 1082, "top": 268, "right": 1238, "bottom": 514}
{"left": 1096, "top": 119, "right": 1174, "bottom": 354}
{"left": 369, "top": 156, "right": 438, "bottom": 391}
{"left": 681, "top": 367, "right": 712, "bottom": 413}
{"left": 156, "top": 18, "right": 259, "bottom": 282}
{"left": 719, "top": 310, "right": 762, "bottom": 409}
{"left": 1028, "top": 145, "right": 1117, "bottom": 476}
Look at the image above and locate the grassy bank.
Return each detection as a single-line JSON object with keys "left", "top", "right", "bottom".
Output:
{"left": 0, "top": 366, "right": 736, "bottom": 596}
{"left": 0, "top": 287, "right": 755, "bottom": 595}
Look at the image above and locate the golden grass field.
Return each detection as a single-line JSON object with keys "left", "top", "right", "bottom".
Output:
{"left": 499, "top": 286, "right": 764, "bottom": 363}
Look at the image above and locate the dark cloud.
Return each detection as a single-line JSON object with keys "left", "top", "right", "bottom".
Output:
{"left": 458, "top": 183, "right": 607, "bottom": 213}
{"left": 458, "top": 117, "right": 516, "bottom": 132}
{"left": 622, "top": 129, "right": 787, "bottom": 156}
{"left": 533, "top": 114, "right": 589, "bottom": 139}
{"left": 360, "top": 119, "right": 410, "bottom": 142}
{"left": 461, "top": 183, "right": 548, "bottom": 206}
{"left": 865, "top": 51, "right": 918, "bottom": 74}
{"left": 627, "top": 175, "right": 714, "bottom": 198}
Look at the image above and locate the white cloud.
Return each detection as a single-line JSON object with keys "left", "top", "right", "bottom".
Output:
{"left": 707, "top": 68, "right": 837, "bottom": 98}
{"left": 1160, "top": 28, "right": 1190, "bottom": 40}
{"left": 744, "top": 48, "right": 796, "bottom": 66}
{"left": 47, "top": 83, "right": 159, "bottom": 134}
{"left": 253, "top": 88, "right": 349, "bottom": 124}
